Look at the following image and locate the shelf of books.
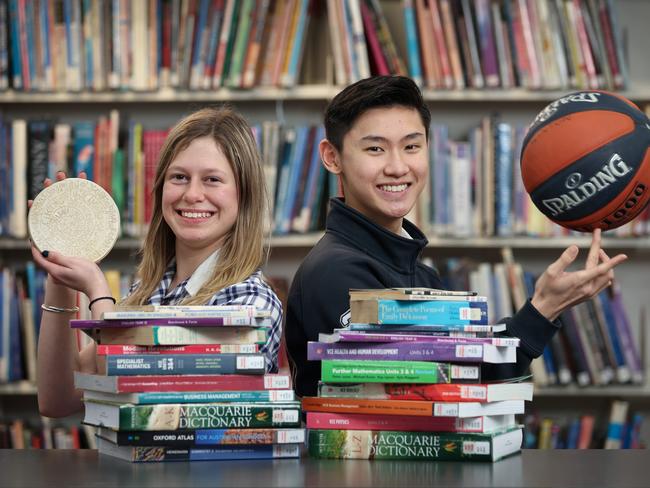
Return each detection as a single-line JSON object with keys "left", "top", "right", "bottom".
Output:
{"left": 1, "top": 0, "right": 650, "bottom": 452}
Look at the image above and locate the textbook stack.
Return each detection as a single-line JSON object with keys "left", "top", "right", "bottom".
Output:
{"left": 302, "top": 288, "right": 533, "bottom": 462}
{"left": 72, "top": 305, "right": 304, "bottom": 462}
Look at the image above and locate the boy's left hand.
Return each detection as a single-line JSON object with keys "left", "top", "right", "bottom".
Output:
{"left": 531, "top": 229, "right": 627, "bottom": 322}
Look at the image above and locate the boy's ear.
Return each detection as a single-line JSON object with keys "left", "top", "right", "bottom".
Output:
{"left": 319, "top": 139, "right": 342, "bottom": 175}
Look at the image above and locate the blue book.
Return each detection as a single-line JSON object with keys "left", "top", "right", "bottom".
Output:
{"left": 190, "top": 0, "right": 210, "bottom": 87}
{"left": 100, "top": 353, "right": 266, "bottom": 376}
{"left": 0, "top": 269, "right": 6, "bottom": 380}
{"left": 495, "top": 122, "right": 513, "bottom": 236}
{"left": 0, "top": 0, "right": 8, "bottom": 89}
{"left": 72, "top": 120, "right": 95, "bottom": 180}
{"left": 351, "top": 299, "right": 488, "bottom": 326}
{"left": 402, "top": 0, "right": 422, "bottom": 86}
{"left": 7, "top": 0, "right": 21, "bottom": 89}
{"left": 38, "top": 0, "right": 52, "bottom": 89}
{"left": 24, "top": 0, "right": 36, "bottom": 89}
{"left": 598, "top": 290, "right": 628, "bottom": 381}
{"left": 82, "top": 0, "right": 93, "bottom": 87}
{"left": 97, "top": 438, "right": 301, "bottom": 462}
{"left": 8, "top": 271, "right": 23, "bottom": 381}
{"left": 280, "top": 125, "right": 310, "bottom": 234}
{"left": 86, "top": 389, "right": 295, "bottom": 405}
{"left": 297, "top": 125, "right": 325, "bottom": 232}
{"left": 566, "top": 418, "right": 581, "bottom": 449}
{"left": 283, "top": 0, "right": 310, "bottom": 87}
{"left": 272, "top": 128, "right": 297, "bottom": 234}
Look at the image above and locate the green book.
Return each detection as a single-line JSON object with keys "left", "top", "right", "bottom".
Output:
{"left": 308, "top": 428, "right": 523, "bottom": 462}
{"left": 83, "top": 401, "right": 301, "bottom": 431}
{"left": 226, "top": 0, "right": 254, "bottom": 87}
{"left": 320, "top": 360, "right": 480, "bottom": 384}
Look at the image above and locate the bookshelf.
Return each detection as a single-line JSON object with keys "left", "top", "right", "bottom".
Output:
{"left": 1, "top": 0, "right": 649, "bottom": 450}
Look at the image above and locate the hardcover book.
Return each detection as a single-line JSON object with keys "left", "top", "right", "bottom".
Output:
{"left": 84, "top": 389, "right": 295, "bottom": 405}
{"left": 305, "top": 412, "right": 517, "bottom": 434}
{"left": 317, "top": 382, "right": 534, "bottom": 403}
{"left": 96, "top": 426, "right": 305, "bottom": 447}
{"left": 301, "top": 397, "right": 524, "bottom": 418}
{"left": 84, "top": 326, "right": 268, "bottom": 346}
{"left": 95, "top": 353, "right": 266, "bottom": 376}
{"left": 97, "top": 437, "right": 302, "bottom": 462}
{"left": 73, "top": 372, "right": 291, "bottom": 393}
{"left": 350, "top": 299, "right": 488, "bottom": 325}
{"left": 307, "top": 428, "right": 523, "bottom": 462}
{"left": 84, "top": 401, "right": 302, "bottom": 430}
{"left": 307, "top": 341, "right": 515, "bottom": 364}
{"left": 320, "top": 360, "right": 480, "bottom": 384}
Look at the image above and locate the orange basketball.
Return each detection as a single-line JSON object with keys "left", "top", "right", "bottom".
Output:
{"left": 520, "top": 91, "right": 650, "bottom": 232}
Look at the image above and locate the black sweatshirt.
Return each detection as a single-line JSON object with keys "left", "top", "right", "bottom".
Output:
{"left": 286, "top": 198, "right": 560, "bottom": 397}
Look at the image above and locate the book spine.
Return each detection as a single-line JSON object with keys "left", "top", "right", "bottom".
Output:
{"left": 96, "top": 344, "right": 259, "bottom": 355}
{"left": 308, "top": 429, "right": 522, "bottom": 461}
{"left": 107, "top": 428, "right": 305, "bottom": 446}
{"left": 317, "top": 382, "right": 523, "bottom": 403}
{"left": 308, "top": 341, "right": 513, "bottom": 363}
{"left": 115, "top": 403, "right": 301, "bottom": 430}
{"left": 333, "top": 331, "right": 519, "bottom": 347}
{"left": 372, "top": 300, "right": 488, "bottom": 325}
{"left": 320, "top": 359, "right": 480, "bottom": 383}
{"left": 100, "top": 440, "right": 301, "bottom": 462}
{"left": 305, "top": 412, "right": 505, "bottom": 434}
{"left": 108, "top": 373, "right": 292, "bottom": 392}
{"left": 73, "top": 316, "right": 271, "bottom": 327}
{"left": 402, "top": 0, "right": 421, "bottom": 86}
{"left": 121, "top": 389, "right": 296, "bottom": 404}
{"left": 103, "top": 353, "right": 266, "bottom": 375}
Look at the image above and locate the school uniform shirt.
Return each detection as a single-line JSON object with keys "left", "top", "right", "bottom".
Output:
{"left": 285, "top": 197, "right": 560, "bottom": 397}
{"left": 130, "top": 250, "right": 283, "bottom": 373}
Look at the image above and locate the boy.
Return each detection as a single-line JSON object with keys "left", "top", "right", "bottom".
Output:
{"left": 285, "top": 76, "right": 627, "bottom": 397}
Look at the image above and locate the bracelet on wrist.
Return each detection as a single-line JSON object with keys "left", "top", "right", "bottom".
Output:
{"left": 88, "top": 296, "right": 117, "bottom": 310}
{"left": 41, "top": 304, "right": 80, "bottom": 314}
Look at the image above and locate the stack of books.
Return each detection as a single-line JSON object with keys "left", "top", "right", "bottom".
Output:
{"left": 302, "top": 288, "right": 533, "bottom": 462}
{"left": 72, "top": 305, "right": 304, "bottom": 462}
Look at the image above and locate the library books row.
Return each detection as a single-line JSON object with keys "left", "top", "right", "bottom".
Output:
{"left": 523, "top": 400, "right": 645, "bottom": 449}
{"left": 0, "top": 113, "right": 337, "bottom": 240}
{"left": 0, "top": 0, "right": 313, "bottom": 92}
{"left": 435, "top": 251, "right": 645, "bottom": 388}
{"left": 410, "top": 113, "right": 650, "bottom": 239}
{"left": 5, "top": 109, "right": 650, "bottom": 242}
{"left": 0, "top": 0, "right": 629, "bottom": 94}
{"left": 0, "top": 418, "right": 97, "bottom": 449}
{"left": 401, "top": 0, "right": 628, "bottom": 91}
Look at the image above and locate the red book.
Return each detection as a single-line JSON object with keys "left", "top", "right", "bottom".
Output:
{"left": 360, "top": 1, "right": 389, "bottom": 76}
{"left": 306, "top": 411, "right": 516, "bottom": 434}
{"left": 96, "top": 344, "right": 259, "bottom": 355}
{"left": 74, "top": 372, "right": 291, "bottom": 393}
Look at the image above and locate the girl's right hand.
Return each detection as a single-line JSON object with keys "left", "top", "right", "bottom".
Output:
{"left": 31, "top": 248, "right": 110, "bottom": 299}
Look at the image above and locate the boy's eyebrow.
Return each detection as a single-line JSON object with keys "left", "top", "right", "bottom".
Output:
{"left": 359, "top": 132, "right": 425, "bottom": 143}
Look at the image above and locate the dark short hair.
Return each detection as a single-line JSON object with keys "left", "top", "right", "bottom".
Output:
{"left": 324, "top": 76, "right": 431, "bottom": 151}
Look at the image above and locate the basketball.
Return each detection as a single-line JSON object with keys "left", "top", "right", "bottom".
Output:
{"left": 520, "top": 91, "right": 650, "bottom": 232}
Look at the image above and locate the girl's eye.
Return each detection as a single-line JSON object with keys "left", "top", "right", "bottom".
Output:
{"left": 171, "top": 174, "right": 187, "bottom": 181}
{"left": 206, "top": 176, "right": 221, "bottom": 183}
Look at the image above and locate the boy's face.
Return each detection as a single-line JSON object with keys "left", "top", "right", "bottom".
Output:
{"left": 333, "top": 106, "right": 428, "bottom": 234}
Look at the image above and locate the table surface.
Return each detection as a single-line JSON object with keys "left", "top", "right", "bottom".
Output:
{"left": 0, "top": 449, "right": 648, "bottom": 488}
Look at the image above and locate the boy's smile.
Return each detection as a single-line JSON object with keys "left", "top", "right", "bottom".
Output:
{"left": 325, "top": 106, "right": 428, "bottom": 235}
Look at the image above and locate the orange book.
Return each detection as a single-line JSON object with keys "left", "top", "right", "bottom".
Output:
{"left": 578, "top": 414, "right": 595, "bottom": 449}
{"left": 301, "top": 396, "right": 524, "bottom": 418}
{"left": 415, "top": 0, "right": 439, "bottom": 88}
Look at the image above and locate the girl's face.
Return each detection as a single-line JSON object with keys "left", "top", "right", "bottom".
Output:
{"left": 162, "top": 136, "right": 239, "bottom": 257}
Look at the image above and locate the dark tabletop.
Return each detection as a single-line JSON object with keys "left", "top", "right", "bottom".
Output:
{"left": 0, "top": 449, "right": 648, "bottom": 488}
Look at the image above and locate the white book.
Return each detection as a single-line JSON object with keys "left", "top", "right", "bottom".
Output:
{"left": 433, "top": 399, "right": 525, "bottom": 418}
{"left": 10, "top": 119, "right": 27, "bottom": 238}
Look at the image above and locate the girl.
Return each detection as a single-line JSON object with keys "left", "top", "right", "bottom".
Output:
{"left": 32, "top": 107, "right": 282, "bottom": 418}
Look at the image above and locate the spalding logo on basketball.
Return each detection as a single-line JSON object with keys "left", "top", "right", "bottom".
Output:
{"left": 521, "top": 91, "right": 650, "bottom": 232}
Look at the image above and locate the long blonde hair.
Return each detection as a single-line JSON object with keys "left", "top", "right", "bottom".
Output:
{"left": 123, "top": 106, "right": 269, "bottom": 305}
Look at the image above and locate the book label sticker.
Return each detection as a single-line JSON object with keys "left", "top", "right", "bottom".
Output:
{"left": 237, "top": 356, "right": 265, "bottom": 370}
{"left": 462, "top": 441, "right": 491, "bottom": 455}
